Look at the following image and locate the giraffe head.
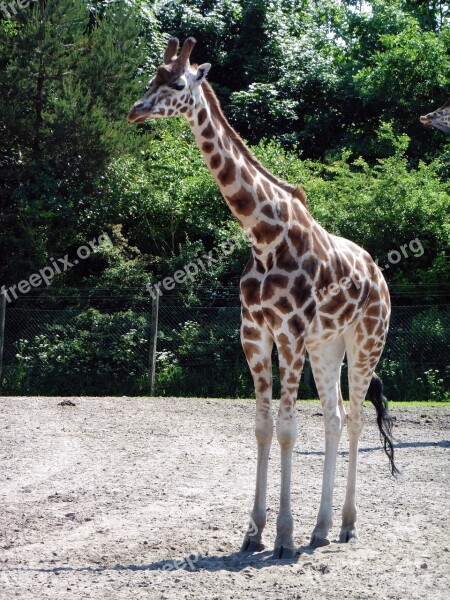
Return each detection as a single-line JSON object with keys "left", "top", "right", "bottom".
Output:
{"left": 420, "top": 98, "right": 450, "bottom": 134}
{"left": 128, "top": 37, "right": 211, "bottom": 123}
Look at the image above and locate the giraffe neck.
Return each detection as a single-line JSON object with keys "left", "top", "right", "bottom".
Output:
{"left": 185, "top": 82, "right": 310, "bottom": 256}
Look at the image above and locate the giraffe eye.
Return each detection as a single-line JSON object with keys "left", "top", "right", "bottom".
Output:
{"left": 169, "top": 82, "right": 185, "bottom": 91}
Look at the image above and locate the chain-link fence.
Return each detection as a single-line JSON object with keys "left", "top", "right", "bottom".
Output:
{"left": 0, "top": 293, "right": 449, "bottom": 400}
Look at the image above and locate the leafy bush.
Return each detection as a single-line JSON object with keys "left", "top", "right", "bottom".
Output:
{"left": 4, "top": 309, "right": 150, "bottom": 395}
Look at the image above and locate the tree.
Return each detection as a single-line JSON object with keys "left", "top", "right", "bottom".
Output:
{"left": 0, "top": 0, "right": 147, "bottom": 284}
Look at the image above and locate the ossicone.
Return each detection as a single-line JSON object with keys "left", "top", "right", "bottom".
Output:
{"left": 162, "top": 36, "right": 197, "bottom": 71}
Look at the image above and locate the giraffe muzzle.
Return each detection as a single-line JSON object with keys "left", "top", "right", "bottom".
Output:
{"left": 128, "top": 102, "right": 151, "bottom": 123}
{"left": 419, "top": 114, "right": 433, "bottom": 126}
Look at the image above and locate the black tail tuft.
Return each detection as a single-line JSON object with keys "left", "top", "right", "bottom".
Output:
{"left": 366, "top": 374, "right": 400, "bottom": 477}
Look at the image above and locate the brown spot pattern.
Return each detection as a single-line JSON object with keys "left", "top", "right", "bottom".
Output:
{"left": 252, "top": 222, "right": 283, "bottom": 245}
{"left": 242, "top": 325, "right": 261, "bottom": 340}
{"left": 261, "top": 204, "right": 275, "bottom": 220}
{"left": 258, "top": 377, "right": 270, "bottom": 393}
{"left": 320, "top": 315, "right": 335, "bottom": 329}
{"left": 277, "top": 333, "right": 289, "bottom": 345}
{"left": 240, "top": 165, "right": 253, "bottom": 186}
{"left": 292, "top": 357, "right": 303, "bottom": 370}
{"left": 226, "top": 187, "right": 257, "bottom": 217}
{"left": 262, "top": 306, "right": 282, "bottom": 330}
{"left": 339, "top": 303, "right": 356, "bottom": 323}
{"left": 288, "top": 227, "right": 308, "bottom": 256}
{"left": 288, "top": 315, "right": 304, "bottom": 336}
{"left": 218, "top": 158, "right": 236, "bottom": 186}
{"left": 255, "top": 259, "right": 265, "bottom": 274}
{"left": 201, "top": 123, "right": 214, "bottom": 139}
{"left": 262, "top": 180, "right": 272, "bottom": 198}
{"left": 197, "top": 108, "right": 207, "bottom": 126}
{"left": 210, "top": 153, "right": 222, "bottom": 170}
{"left": 247, "top": 162, "right": 257, "bottom": 177}
{"left": 262, "top": 274, "right": 289, "bottom": 299}
{"left": 278, "top": 343, "right": 293, "bottom": 366}
{"left": 240, "top": 278, "right": 260, "bottom": 305}
{"left": 301, "top": 255, "right": 318, "bottom": 280}
{"left": 275, "top": 241, "right": 299, "bottom": 272}
{"left": 303, "top": 299, "right": 316, "bottom": 321}
{"left": 275, "top": 296, "right": 294, "bottom": 314}
{"left": 202, "top": 141, "right": 214, "bottom": 153}
{"left": 287, "top": 372, "right": 298, "bottom": 384}
{"left": 320, "top": 287, "right": 346, "bottom": 314}
{"left": 357, "top": 280, "right": 371, "bottom": 308}
{"left": 243, "top": 342, "right": 259, "bottom": 361}
{"left": 291, "top": 274, "right": 311, "bottom": 308}
{"left": 251, "top": 309, "right": 265, "bottom": 326}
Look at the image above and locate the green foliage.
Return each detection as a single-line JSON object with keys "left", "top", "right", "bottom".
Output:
{"left": 377, "top": 306, "right": 450, "bottom": 400}
{"left": 4, "top": 309, "right": 150, "bottom": 395}
{"left": 417, "top": 369, "right": 450, "bottom": 402}
{"left": 2, "top": 0, "right": 449, "bottom": 294}
{"left": 2, "top": 303, "right": 448, "bottom": 399}
{"left": 1, "top": 0, "right": 449, "bottom": 399}
{"left": 0, "top": 0, "right": 148, "bottom": 284}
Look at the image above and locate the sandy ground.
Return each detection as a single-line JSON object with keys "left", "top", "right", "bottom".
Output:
{"left": 0, "top": 397, "right": 449, "bottom": 600}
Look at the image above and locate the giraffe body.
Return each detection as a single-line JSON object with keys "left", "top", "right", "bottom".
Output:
{"left": 129, "top": 38, "right": 397, "bottom": 556}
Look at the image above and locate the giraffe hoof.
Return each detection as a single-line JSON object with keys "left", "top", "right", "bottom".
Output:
{"left": 272, "top": 545, "right": 298, "bottom": 559}
{"left": 339, "top": 529, "right": 358, "bottom": 543}
{"left": 240, "top": 539, "right": 265, "bottom": 553}
{"left": 309, "top": 535, "right": 331, "bottom": 548}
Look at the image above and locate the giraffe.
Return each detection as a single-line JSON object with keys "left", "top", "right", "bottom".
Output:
{"left": 128, "top": 37, "right": 398, "bottom": 558}
{"left": 420, "top": 97, "right": 450, "bottom": 133}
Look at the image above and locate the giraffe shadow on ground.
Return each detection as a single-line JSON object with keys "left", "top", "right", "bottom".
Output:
{"left": 295, "top": 440, "right": 450, "bottom": 456}
{"left": 0, "top": 553, "right": 290, "bottom": 576}
{"left": 1, "top": 545, "right": 340, "bottom": 577}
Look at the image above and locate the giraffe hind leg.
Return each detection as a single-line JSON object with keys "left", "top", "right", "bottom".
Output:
{"left": 340, "top": 318, "right": 395, "bottom": 543}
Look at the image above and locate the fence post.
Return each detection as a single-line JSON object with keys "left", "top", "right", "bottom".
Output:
{"left": 0, "top": 293, "right": 6, "bottom": 385}
{"left": 148, "top": 294, "right": 159, "bottom": 396}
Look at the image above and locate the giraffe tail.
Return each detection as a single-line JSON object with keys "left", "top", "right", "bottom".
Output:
{"left": 366, "top": 374, "right": 400, "bottom": 477}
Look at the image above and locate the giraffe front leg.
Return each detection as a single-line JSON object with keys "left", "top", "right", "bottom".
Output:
{"left": 273, "top": 339, "right": 304, "bottom": 559}
{"left": 240, "top": 324, "right": 274, "bottom": 553}
{"left": 308, "top": 337, "right": 346, "bottom": 548}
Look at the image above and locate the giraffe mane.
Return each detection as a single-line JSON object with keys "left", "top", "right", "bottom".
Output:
{"left": 201, "top": 81, "right": 307, "bottom": 208}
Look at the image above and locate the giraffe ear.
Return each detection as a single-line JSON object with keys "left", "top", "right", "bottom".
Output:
{"left": 191, "top": 63, "right": 211, "bottom": 88}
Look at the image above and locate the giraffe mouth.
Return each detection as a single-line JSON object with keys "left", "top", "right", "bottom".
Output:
{"left": 128, "top": 108, "right": 151, "bottom": 123}
{"left": 419, "top": 114, "right": 433, "bottom": 127}
{"left": 130, "top": 113, "right": 149, "bottom": 123}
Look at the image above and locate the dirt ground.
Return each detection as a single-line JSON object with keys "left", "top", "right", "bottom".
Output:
{"left": 0, "top": 397, "right": 449, "bottom": 600}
